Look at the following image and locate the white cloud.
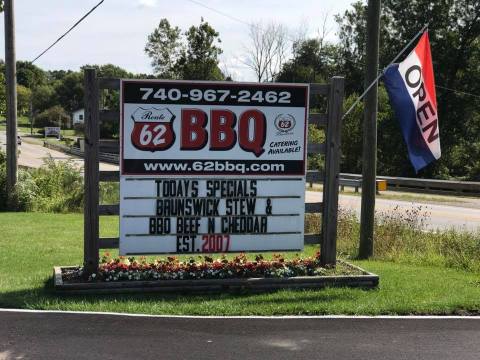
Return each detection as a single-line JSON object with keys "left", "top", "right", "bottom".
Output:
{"left": 219, "top": 53, "right": 254, "bottom": 82}
{"left": 137, "top": 0, "right": 157, "bottom": 8}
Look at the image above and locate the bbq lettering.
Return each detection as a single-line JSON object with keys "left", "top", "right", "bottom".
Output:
{"left": 180, "top": 109, "right": 266, "bottom": 157}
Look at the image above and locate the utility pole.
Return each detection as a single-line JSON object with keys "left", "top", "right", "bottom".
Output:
{"left": 30, "top": 98, "right": 33, "bottom": 135}
{"left": 4, "top": 0, "right": 18, "bottom": 207}
{"left": 359, "top": 0, "right": 380, "bottom": 259}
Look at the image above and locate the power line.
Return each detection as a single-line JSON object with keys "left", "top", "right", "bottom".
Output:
{"left": 185, "top": 0, "right": 480, "bottom": 101}
{"left": 184, "top": 0, "right": 251, "bottom": 28}
{"left": 31, "top": 0, "right": 105, "bottom": 63}
{"left": 435, "top": 85, "right": 480, "bottom": 99}
{"left": 183, "top": 0, "right": 300, "bottom": 43}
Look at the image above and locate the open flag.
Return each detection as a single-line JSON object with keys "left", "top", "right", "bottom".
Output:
{"left": 383, "top": 31, "right": 440, "bottom": 172}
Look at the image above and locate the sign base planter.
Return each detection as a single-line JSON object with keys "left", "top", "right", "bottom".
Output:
{"left": 53, "top": 261, "right": 379, "bottom": 295}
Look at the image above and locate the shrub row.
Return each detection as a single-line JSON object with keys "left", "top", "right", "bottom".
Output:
{"left": 337, "top": 207, "right": 480, "bottom": 273}
{"left": 0, "top": 150, "right": 118, "bottom": 212}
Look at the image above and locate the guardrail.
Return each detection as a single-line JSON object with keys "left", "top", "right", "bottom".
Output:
{"left": 341, "top": 173, "right": 480, "bottom": 196}
{"left": 307, "top": 170, "right": 480, "bottom": 197}
{"left": 43, "top": 140, "right": 480, "bottom": 197}
{"left": 43, "top": 141, "right": 119, "bottom": 164}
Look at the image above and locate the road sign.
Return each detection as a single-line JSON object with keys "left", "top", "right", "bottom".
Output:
{"left": 44, "top": 127, "right": 61, "bottom": 138}
{"left": 119, "top": 80, "right": 309, "bottom": 255}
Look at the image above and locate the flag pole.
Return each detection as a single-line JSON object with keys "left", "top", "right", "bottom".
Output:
{"left": 342, "top": 23, "right": 429, "bottom": 119}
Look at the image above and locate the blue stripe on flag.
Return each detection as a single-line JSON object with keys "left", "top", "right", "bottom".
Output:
{"left": 383, "top": 64, "right": 436, "bottom": 172}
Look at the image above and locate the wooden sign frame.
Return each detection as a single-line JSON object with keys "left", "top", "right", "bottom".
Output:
{"left": 82, "top": 69, "right": 344, "bottom": 275}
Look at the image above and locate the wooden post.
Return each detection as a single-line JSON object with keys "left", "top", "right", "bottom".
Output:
{"left": 4, "top": 0, "right": 18, "bottom": 207}
{"left": 29, "top": 98, "right": 34, "bottom": 135}
{"left": 359, "top": 0, "right": 381, "bottom": 259}
{"left": 321, "top": 77, "right": 344, "bottom": 267}
{"left": 83, "top": 69, "right": 100, "bottom": 275}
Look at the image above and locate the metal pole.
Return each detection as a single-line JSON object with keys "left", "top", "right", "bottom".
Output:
{"left": 4, "top": 0, "right": 18, "bottom": 208}
{"left": 359, "top": 0, "right": 381, "bottom": 259}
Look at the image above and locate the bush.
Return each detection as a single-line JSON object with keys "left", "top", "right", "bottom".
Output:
{"left": 307, "top": 124, "right": 325, "bottom": 172}
{"left": 73, "top": 123, "right": 85, "bottom": 136}
{"left": 335, "top": 205, "right": 480, "bottom": 273}
{"left": 99, "top": 182, "right": 119, "bottom": 204}
{"left": 0, "top": 150, "right": 7, "bottom": 210}
{"left": 63, "top": 137, "right": 74, "bottom": 147}
{"left": 0, "top": 150, "right": 37, "bottom": 211}
{"left": 35, "top": 105, "right": 70, "bottom": 128}
{"left": 1, "top": 152, "right": 118, "bottom": 213}
{"left": 27, "top": 157, "right": 84, "bottom": 212}
{"left": 0, "top": 151, "right": 84, "bottom": 213}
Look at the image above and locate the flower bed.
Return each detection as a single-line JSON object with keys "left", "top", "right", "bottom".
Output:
{"left": 63, "top": 252, "right": 363, "bottom": 283}
{"left": 55, "top": 252, "right": 379, "bottom": 294}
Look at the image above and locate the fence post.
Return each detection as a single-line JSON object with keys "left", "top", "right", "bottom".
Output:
{"left": 321, "top": 76, "right": 345, "bottom": 267}
{"left": 83, "top": 69, "right": 100, "bottom": 275}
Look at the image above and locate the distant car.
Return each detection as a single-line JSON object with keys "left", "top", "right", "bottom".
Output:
{"left": 17, "top": 135, "right": 21, "bottom": 146}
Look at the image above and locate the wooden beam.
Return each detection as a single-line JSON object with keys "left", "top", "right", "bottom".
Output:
{"left": 306, "top": 170, "right": 323, "bottom": 183}
{"left": 304, "top": 234, "right": 321, "bottom": 244}
{"left": 98, "top": 78, "right": 120, "bottom": 90}
{"left": 305, "top": 202, "right": 322, "bottom": 213}
{"left": 308, "top": 113, "right": 328, "bottom": 127}
{"left": 99, "top": 170, "right": 120, "bottom": 182}
{"left": 99, "top": 110, "right": 119, "bottom": 123}
{"left": 309, "top": 84, "right": 330, "bottom": 96}
{"left": 99, "top": 204, "right": 119, "bottom": 216}
{"left": 321, "top": 76, "right": 345, "bottom": 267}
{"left": 84, "top": 69, "right": 100, "bottom": 275}
{"left": 307, "top": 143, "right": 326, "bottom": 154}
{"left": 99, "top": 237, "right": 119, "bottom": 249}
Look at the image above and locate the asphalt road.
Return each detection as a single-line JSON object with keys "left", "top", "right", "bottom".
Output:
{"left": 1, "top": 311, "right": 479, "bottom": 360}
{"left": 0, "top": 131, "right": 117, "bottom": 171}
{"left": 1, "top": 130, "right": 479, "bottom": 231}
{"left": 307, "top": 190, "right": 480, "bottom": 232}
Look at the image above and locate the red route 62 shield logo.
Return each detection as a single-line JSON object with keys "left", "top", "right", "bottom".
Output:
{"left": 274, "top": 114, "right": 296, "bottom": 134}
{"left": 130, "top": 107, "right": 175, "bottom": 151}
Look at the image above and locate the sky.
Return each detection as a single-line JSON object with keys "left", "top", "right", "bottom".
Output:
{"left": 0, "top": 0, "right": 356, "bottom": 81}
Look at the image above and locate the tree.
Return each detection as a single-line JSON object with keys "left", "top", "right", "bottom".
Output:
{"left": 35, "top": 105, "right": 70, "bottom": 129}
{"left": 16, "top": 85, "right": 31, "bottom": 116}
{"left": 16, "top": 61, "right": 46, "bottom": 88}
{"left": 32, "top": 84, "right": 57, "bottom": 114}
{"left": 145, "top": 19, "right": 182, "bottom": 79}
{"left": 335, "top": 0, "right": 480, "bottom": 179}
{"left": 54, "top": 71, "right": 83, "bottom": 113}
{"left": 145, "top": 18, "right": 225, "bottom": 80}
{"left": 47, "top": 69, "right": 73, "bottom": 82}
{"left": 177, "top": 18, "right": 224, "bottom": 80}
{"left": 276, "top": 38, "right": 340, "bottom": 84}
{"left": 245, "top": 22, "right": 288, "bottom": 82}
{"left": 81, "top": 63, "right": 132, "bottom": 79}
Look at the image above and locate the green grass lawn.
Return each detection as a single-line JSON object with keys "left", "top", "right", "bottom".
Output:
{"left": 1, "top": 116, "right": 77, "bottom": 140}
{"left": 1, "top": 212, "right": 479, "bottom": 315}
